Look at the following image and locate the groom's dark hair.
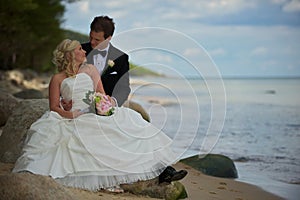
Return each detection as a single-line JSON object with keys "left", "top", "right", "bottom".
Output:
{"left": 90, "top": 16, "right": 115, "bottom": 39}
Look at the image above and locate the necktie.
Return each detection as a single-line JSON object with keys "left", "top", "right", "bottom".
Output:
{"left": 98, "top": 50, "right": 107, "bottom": 57}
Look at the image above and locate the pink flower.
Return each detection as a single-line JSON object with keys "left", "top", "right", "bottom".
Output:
{"left": 83, "top": 90, "right": 114, "bottom": 116}
{"left": 94, "top": 93, "right": 114, "bottom": 116}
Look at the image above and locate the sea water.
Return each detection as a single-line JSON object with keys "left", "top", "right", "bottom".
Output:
{"left": 130, "top": 77, "right": 300, "bottom": 200}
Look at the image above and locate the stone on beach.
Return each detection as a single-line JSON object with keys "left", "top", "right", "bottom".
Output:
{"left": 0, "top": 90, "right": 20, "bottom": 126}
{"left": 180, "top": 154, "right": 238, "bottom": 178}
{"left": 13, "top": 89, "right": 44, "bottom": 99}
{"left": 0, "top": 173, "right": 78, "bottom": 200}
{"left": 123, "top": 100, "right": 151, "bottom": 122}
{"left": 0, "top": 99, "right": 49, "bottom": 163}
{"left": 121, "top": 179, "right": 187, "bottom": 200}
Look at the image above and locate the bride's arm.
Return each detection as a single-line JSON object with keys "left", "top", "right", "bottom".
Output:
{"left": 88, "top": 64, "right": 105, "bottom": 94}
{"left": 49, "top": 74, "right": 82, "bottom": 119}
{"left": 83, "top": 64, "right": 116, "bottom": 106}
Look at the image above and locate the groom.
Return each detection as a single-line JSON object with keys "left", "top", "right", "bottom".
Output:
{"left": 82, "top": 16, "right": 130, "bottom": 106}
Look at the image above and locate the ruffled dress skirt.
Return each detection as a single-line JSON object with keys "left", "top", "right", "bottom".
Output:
{"left": 13, "top": 107, "right": 179, "bottom": 190}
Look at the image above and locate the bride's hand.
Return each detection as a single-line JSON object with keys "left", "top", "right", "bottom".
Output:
{"left": 61, "top": 99, "right": 72, "bottom": 111}
{"left": 72, "top": 109, "right": 83, "bottom": 118}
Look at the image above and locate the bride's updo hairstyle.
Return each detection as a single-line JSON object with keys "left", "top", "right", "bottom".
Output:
{"left": 52, "top": 39, "right": 81, "bottom": 77}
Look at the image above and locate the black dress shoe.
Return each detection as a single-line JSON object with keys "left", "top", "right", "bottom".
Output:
{"left": 169, "top": 170, "right": 188, "bottom": 182}
{"left": 159, "top": 166, "right": 188, "bottom": 183}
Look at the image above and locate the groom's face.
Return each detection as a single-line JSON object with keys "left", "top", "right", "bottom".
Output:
{"left": 90, "top": 31, "right": 105, "bottom": 49}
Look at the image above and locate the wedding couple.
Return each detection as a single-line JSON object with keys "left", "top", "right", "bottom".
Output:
{"left": 13, "top": 16, "right": 187, "bottom": 192}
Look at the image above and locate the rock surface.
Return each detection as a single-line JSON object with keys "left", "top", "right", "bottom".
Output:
{"left": 0, "top": 99, "right": 49, "bottom": 163}
{"left": 0, "top": 90, "right": 20, "bottom": 126}
{"left": 121, "top": 178, "right": 187, "bottom": 200}
{"left": 180, "top": 154, "right": 238, "bottom": 178}
{"left": 123, "top": 100, "right": 151, "bottom": 122}
{"left": 0, "top": 173, "right": 78, "bottom": 200}
{"left": 0, "top": 69, "right": 49, "bottom": 98}
{"left": 13, "top": 89, "right": 44, "bottom": 99}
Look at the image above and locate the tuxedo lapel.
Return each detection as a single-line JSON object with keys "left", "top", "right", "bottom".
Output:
{"left": 101, "top": 54, "right": 109, "bottom": 76}
{"left": 101, "top": 44, "right": 121, "bottom": 75}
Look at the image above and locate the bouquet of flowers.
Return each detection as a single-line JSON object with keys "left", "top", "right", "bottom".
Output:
{"left": 82, "top": 90, "right": 114, "bottom": 116}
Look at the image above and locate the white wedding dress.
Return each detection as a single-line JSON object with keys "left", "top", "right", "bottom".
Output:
{"left": 13, "top": 73, "right": 178, "bottom": 190}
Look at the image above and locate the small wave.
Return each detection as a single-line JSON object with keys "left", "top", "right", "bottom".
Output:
{"left": 286, "top": 124, "right": 300, "bottom": 129}
{"left": 274, "top": 177, "right": 300, "bottom": 185}
{"left": 234, "top": 157, "right": 249, "bottom": 162}
{"left": 264, "top": 89, "right": 276, "bottom": 94}
{"left": 233, "top": 156, "right": 264, "bottom": 162}
{"left": 275, "top": 156, "right": 286, "bottom": 159}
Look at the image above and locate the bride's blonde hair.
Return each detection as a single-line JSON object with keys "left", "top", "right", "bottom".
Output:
{"left": 52, "top": 39, "right": 81, "bottom": 77}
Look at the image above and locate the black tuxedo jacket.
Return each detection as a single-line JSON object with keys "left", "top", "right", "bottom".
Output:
{"left": 81, "top": 42, "right": 130, "bottom": 106}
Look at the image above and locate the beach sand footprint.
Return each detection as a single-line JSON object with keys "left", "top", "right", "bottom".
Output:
{"left": 217, "top": 186, "right": 227, "bottom": 190}
{"left": 217, "top": 181, "right": 227, "bottom": 190}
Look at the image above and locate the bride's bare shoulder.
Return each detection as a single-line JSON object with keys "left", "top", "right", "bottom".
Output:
{"left": 80, "top": 63, "right": 94, "bottom": 71}
{"left": 79, "top": 63, "right": 97, "bottom": 75}
{"left": 50, "top": 72, "right": 67, "bottom": 83}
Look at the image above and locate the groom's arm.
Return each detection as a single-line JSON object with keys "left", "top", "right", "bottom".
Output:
{"left": 111, "top": 54, "right": 131, "bottom": 106}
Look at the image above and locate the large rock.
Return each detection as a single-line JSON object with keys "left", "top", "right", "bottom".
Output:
{"left": 121, "top": 178, "right": 187, "bottom": 200}
{"left": 13, "top": 89, "right": 44, "bottom": 99}
{"left": 0, "top": 173, "right": 77, "bottom": 200}
{"left": 0, "top": 90, "right": 20, "bottom": 126}
{"left": 180, "top": 154, "right": 238, "bottom": 178}
{"left": 0, "top": 80, "right": 23, "bottom": 94}
{"left": 0, "top": 69, "right": 49, "bottom": 99}
{"left": 0, "top": 99, "right": 49, "bottom": 163}
{"left": 123, "top": 100, "right": 150, "bottom": 122}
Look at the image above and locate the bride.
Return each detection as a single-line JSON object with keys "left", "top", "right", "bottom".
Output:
{"left": 13, "top": 39, "right": 187, "bottom": 191}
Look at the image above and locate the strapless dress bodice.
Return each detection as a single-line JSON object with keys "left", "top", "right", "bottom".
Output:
{"left": 60, "top": 73, "right": 94, "bottom": 111}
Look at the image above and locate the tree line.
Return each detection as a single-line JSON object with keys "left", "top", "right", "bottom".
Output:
{"left": 0, "top": 0, "right": 84, "bottom": 72}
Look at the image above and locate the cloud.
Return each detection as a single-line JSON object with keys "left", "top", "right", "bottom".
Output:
{"left": 271, "top": 0, "right": 300, "bottom": 12}
{"left": 250, "top": 47, "right": 268, "bottom": 56}
{"left": 270, "top": 0, "right": 289, "bottom": 4}
{"left": 153, "top": 54, "right": 173, "bottom": 63}
{"left": 208, "top": 48, "right": 227, "bottom": 57}
{"left": 183, "top": 48, "right": 203, "bottom": 57}
{"left": 78, "top": 1, "right": 89, "bottom": 13}
{"left": 283, "top": 0, "right": 300, "bottom": 12}
{"left": 159, "top": 0, "right": 257, "bottom": 20}
{"left": 202, "top": 0, "right": 256, "bottom": 15}
{"left": 101, "top": 0, "right": 144, "bottom": 9}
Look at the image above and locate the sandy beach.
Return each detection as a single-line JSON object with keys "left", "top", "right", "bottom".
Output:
{"left": 0, "top": 161, "right": 283, "bottom": 200}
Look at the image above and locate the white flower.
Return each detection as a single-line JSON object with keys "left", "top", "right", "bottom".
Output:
{"left": 108, "top": 59, "right": 115, "bottom": 67}
{"left": 88, "top": 93, "right": 94, "bottom": 101}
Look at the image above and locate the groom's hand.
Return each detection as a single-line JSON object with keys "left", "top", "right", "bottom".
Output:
{"left": 61, "top": 99, "right": 72, "bottom": 111}
{"left": 107, "top": 95, "right": 117, "bottom": 107}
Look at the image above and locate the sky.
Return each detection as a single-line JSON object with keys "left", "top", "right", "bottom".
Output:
{"left": 62, "top": 0, "right": 300, "bottom": 78}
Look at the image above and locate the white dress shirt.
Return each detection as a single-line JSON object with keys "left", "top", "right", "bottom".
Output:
{"left": 93, "top": 44, "right": 110, "bottom": 74}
